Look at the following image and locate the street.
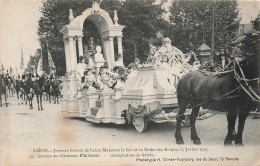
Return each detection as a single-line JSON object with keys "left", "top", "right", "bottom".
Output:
{"left": 0, "top": 95, "right": 260, "bottom": 166}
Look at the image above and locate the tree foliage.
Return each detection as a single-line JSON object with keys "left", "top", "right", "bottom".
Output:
{"left": 168, "top": 0, "right": 240, "bottom": 53}
{"left": 24, "top": 49, "right": 41, "bottom": 74}
{"left": 38, "top": 0, "right": 166, "bottom": 75}
{"left": 116, "top": 0, "right": 167, "bottom": 63}
{"left": 239, "top": 16, "right": 260, "bottom": 57}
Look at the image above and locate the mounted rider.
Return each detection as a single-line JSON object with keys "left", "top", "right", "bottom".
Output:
{"left": 26, "top": 66, "right": 39, "bottom": 97}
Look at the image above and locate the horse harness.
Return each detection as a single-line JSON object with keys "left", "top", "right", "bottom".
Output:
{"left": 183, "top": 62, "right": 260, "bottom": 109}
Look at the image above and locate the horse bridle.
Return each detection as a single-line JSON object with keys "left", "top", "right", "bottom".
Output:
{"left": 234, "top": 62, "right": 260, "bottom": 103}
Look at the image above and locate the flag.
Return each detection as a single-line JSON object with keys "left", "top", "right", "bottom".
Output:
{"left": 47, "top": 44, "right": 56, "bottom": 74}
{"left": 20, "top": 44, "right": 24, "bottom": 74}
{"left": 1, "top": 64, "right": 4, "bottom": 72}
{"left": 37, "top": 49, "right": 44, "bottom": 75}
{"left": 10, "top": 66, "right": 13, "bottom": 75}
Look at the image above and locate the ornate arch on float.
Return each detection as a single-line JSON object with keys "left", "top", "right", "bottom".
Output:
{"left": 60, "top": 1, "right": 124, "bottom": 74}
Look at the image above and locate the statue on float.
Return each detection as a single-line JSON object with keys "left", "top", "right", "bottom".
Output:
{"left": 147, "top": 37, "right": 193, "bottom": 88}
{"left": 84, "top": 37, "right": 97, "bottom": 68}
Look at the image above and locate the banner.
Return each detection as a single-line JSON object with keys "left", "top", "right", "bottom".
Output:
{"left": 37, "top": 52, "right": 44, "bottom": 75}
{"left": 47, "top": 44, "right": 56, "bottom": 74}
{"left": 20, "top": 44, "right": 24, "bottom": 74}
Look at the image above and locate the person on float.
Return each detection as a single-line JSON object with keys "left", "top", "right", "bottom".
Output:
{"left": 83, "top": 68, "right": 95, "bottom": 90}
{"left": 76, "top": 56, "right": 87, "bottom": 84}
{"left": 94, "top": 65, "right": 108, "bottom": 90}
{"left": 114, "top": 54, "right": 125, "bottom": 68}
{"left": 113, "top": 54, "right": 126, "bottom": 84}
{"left": 107, "top": 66, "right": 119, "bottom": 89}
{"left": 158, "top": 54, "right": 177, "bottom": 90}
{"left": 134, "top": 58, "right": 142, "bottom": 68}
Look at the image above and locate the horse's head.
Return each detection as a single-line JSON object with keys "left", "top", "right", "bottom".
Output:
{"left": 238, "top": 53, "right": 260, "bottom": 80}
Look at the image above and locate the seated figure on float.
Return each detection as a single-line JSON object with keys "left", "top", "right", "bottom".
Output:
{"left": 102, "top": 54, "right": 127, "bottom": 90}
{"left": 82, "top": 68, "right": 95, "bottom": 90}
{"left": 157, "top": 54, "right": 177, "bottom": 91}
{"left": 114, "top": 54, "right": 125, "bottom": 68}
{"left": 94, "top": 65, "right": 108, "bottom": 90}
{"left": 106, "top": 66, "right": 121, "bottom": 90}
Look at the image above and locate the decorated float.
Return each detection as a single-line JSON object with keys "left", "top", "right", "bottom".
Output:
{"left": 59, "top": 2, "right": 192, "bottom": 132}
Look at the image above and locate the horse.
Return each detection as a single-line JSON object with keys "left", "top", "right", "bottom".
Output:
{"left": 43, "top": 78, "right": 51, "bottom": 102}
{"left": 24, "top": 76, "right": 35, "bottom": 109}
{"left": 50, "top": 78, "right": 60, "bottom": 104}
{"left": 15, "top": 77, "right": 22, "bottom": 99}
{"left": 14, "top": 77, "right": 26, "bottom": 105}
{"left": 6, "top": 76, "right": 15, "bottom": 97}
{"left": 175, "top": 53, "right": 260, "bottom": 146}
{"left": 0, "top": 74, "right": 8, "bottom": 107}
{"left": 32, "top": 75, "right": 45, "bottom": 110}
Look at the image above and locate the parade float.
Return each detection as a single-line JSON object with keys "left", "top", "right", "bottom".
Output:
{"left": 59, "top": 1, "right": 191, "bottom": 132}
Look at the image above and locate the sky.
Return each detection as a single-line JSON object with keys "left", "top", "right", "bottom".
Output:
{"left": 0, "top": 0, "right": 259, "bottom": 71}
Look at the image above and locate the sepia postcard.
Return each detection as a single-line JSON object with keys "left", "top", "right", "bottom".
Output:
{"left": 0, "top": 0, "right": 260, "bottom": 165}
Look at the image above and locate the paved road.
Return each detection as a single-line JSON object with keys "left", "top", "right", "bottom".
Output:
{"left": 0, "top": 96, "right": 260, "bottom": 165}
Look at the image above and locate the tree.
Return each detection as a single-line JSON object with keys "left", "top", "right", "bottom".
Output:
{"left": 24, "top": 49, "right": 41, "bottom": 74}
{"left": 239, "top": 14, "right": 260, "bottom": 57}
{"left": 38, "top": 0, "right": 167, "bottom": 75}
{"left": 168, "top": 0, "right": 240, "bottom": 53}
{"left": 116, "top": 0, "right": 167, "bottom": 63}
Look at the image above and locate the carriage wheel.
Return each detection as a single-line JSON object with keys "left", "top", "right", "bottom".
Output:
{"left": 133, "top": 116, "right": 148, "bottom": 133}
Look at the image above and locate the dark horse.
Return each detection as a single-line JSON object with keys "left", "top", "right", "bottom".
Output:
{"left": 43, "top": 78, "right": 51, "bottom": 102}
{"left": 24, "top": 76, "right": 34, "bottom": 109}
{"left": 50, "top": 79, "right": 60, "bottom": 104}
{"left": 15, "top": 77, "right": 22, "bottom": 99}
{"left": 33, "top": 75, "right": 45, "bottom": 110}
{"left": 7, "top": 76, "right": 15, "bottom": 97}
{"left": 175, "top": 54, "right": 260, "bottom": 146}
{"left": 0, "top": 74, "right": 8, "bottom": 107}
